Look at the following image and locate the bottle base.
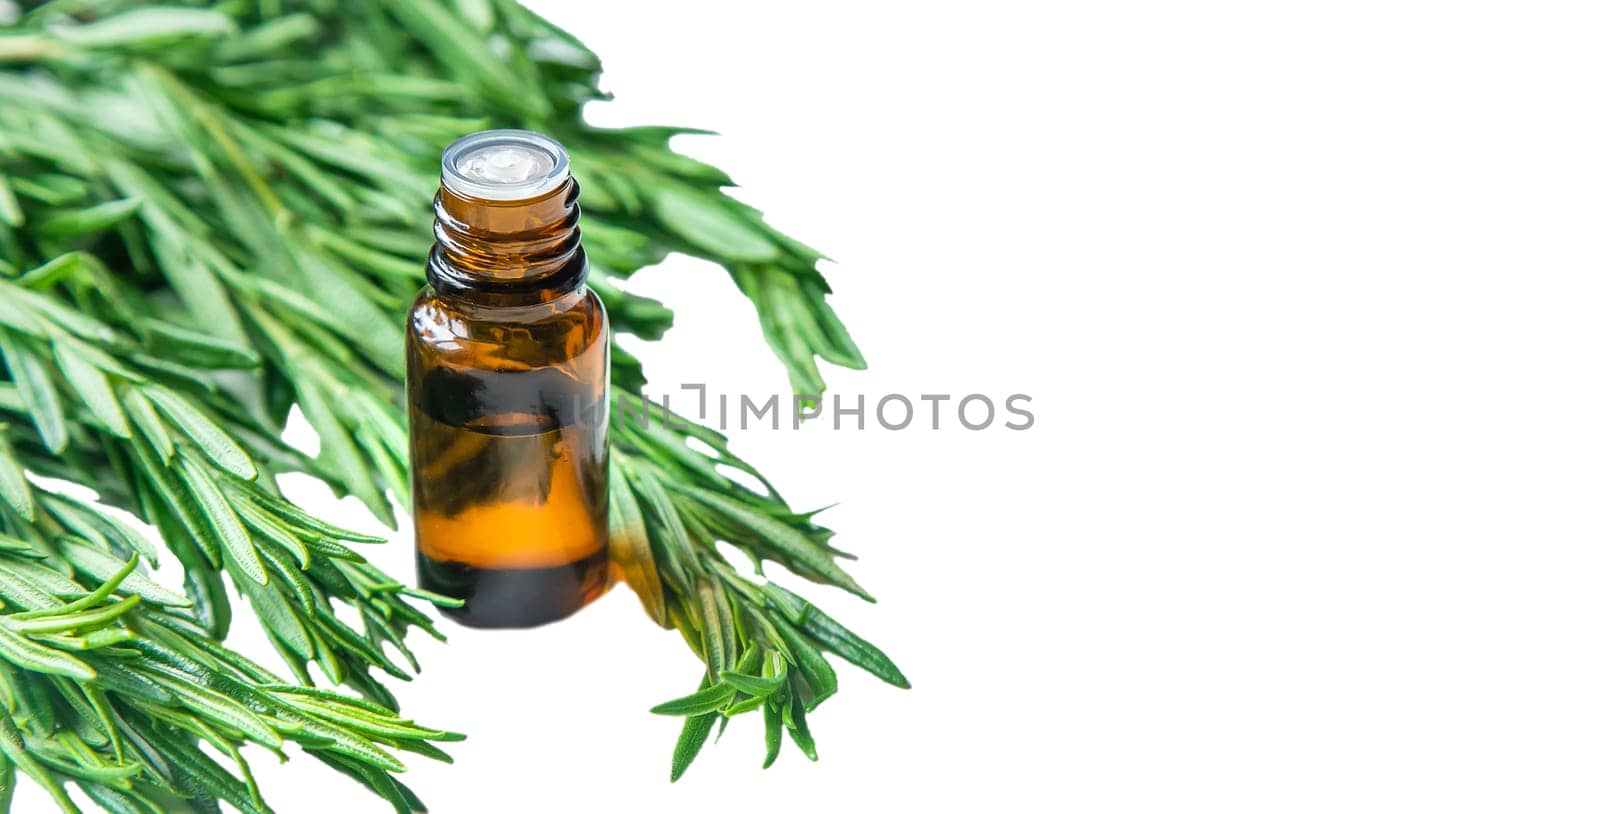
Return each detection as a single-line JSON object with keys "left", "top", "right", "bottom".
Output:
{"left": 417, "top": 550, "right": 610, "bottom": 629}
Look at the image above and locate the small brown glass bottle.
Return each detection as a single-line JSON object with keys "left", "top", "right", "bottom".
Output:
{"left": 407, "top": 130, "right": 609, "bottom": 628}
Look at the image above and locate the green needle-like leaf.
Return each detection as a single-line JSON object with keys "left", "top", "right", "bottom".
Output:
{"left": 650, "top": 186, "right": 779, "bottom": 262}
{"left": 0, "top": 626, "right": 95, "bottom": 681}
{"left": 171, "top": 453, "right": 266, "bottom": 586}
{"left": 52, "top": 339, "right": 130, "bottom": 438}
{"left": 0, "top": 437, "right": 33, "bottom": 522}
{"left": 0, "top": 332, "right": 67, "bottom": 453}
{"left": 142, "top": 389, "right": 255, "bottom": 480}
{"left": 650, "top": 682, "right": 736, "bottom": 717}
{"left": 670, "top": 713, "right": 717, "bottom": 783}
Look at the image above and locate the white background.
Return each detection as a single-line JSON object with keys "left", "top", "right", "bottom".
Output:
{"left": 23, "top": 1, "right": 1600, "bottom": 811}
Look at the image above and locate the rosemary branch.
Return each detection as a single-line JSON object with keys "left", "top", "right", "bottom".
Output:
{"left": 0, "top": 450, "right": 460, "bottom": 814}
{"left": 0, "top": 0, "right": 904, "bottom": 804}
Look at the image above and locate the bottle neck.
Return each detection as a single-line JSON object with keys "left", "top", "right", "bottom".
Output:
{"left": 426, "top": 176, "right": 586, "bottom": 303}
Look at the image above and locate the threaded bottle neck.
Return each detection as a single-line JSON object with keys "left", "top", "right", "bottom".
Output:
{"left": 427, "top": 177, "right": 586, "bottom": 301}
{"left": 427, "top": 130, "right": 585, "bottom": 303}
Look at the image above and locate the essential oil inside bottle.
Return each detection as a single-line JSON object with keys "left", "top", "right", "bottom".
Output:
{"left": 407, "top": 130, "right": 610, "bottom": 628}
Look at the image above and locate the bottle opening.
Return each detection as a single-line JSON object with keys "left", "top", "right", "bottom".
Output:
{"left": 441, "top": 130, "right": 570, "bottom": 202}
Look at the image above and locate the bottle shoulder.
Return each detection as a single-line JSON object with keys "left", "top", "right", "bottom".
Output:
{"left": 407, "top": 284, "right": 603, "bottom": 329}
{"left": 406, "top": 285, "right": 606, "bottom": 368}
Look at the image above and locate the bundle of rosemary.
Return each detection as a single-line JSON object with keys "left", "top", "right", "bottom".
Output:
{"left": 0, "top": 1, "right": 903, "bottom": 809}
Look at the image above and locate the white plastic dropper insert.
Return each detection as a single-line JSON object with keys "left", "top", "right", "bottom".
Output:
{"left": 440, "top": 130, "right": 570, "bottom": 202}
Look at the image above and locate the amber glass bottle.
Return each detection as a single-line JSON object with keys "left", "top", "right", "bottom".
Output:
{"left": 407, "top": 130, "right": 609, "bottom": 628}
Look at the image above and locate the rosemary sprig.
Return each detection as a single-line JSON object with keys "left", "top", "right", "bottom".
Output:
{"left": 0, "top": 453, "right": 460, "bottom": 814}
{"left": 0, "top": 0, "right": 903, "bottom": 800}
{"left": 610, "top": 398, "right": 908, "bottom": 778}
{"left": 0, "top": 267, "right": 447, "bottom": 710}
